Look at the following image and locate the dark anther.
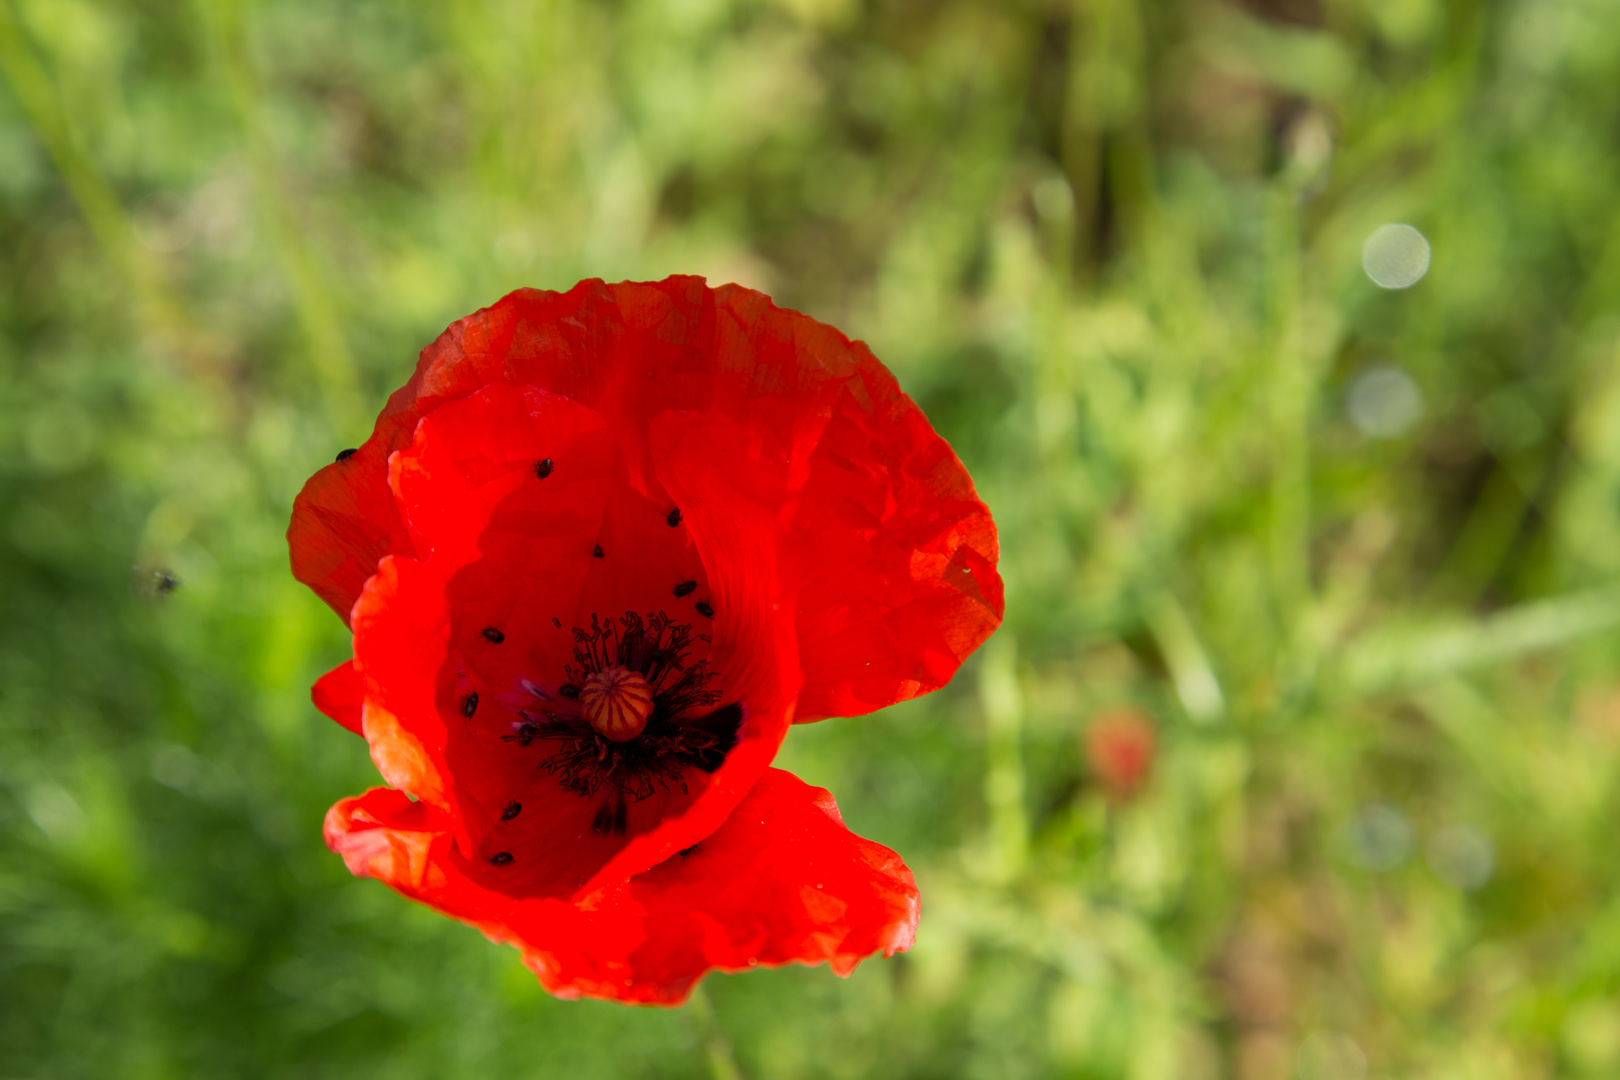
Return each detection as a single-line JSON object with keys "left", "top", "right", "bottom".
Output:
{"left": 592, "top": 794, "right": 629, "bottom": 836}
{"left": 489, "top": 852, "right": 514, "bottom": 865}
{"left": 686, "top": 702, "right": 745, "bottom": 773}
{"left": 502, "top": 802, "right": 522, "bottom": 821}
{"left": 559, "top": 683, "right": 579, "bottom": 699}
{"left": 535, "top": 458, "right": 554, "bottom": 479}
{"left": 673, "top": 580, "right": 697, "bottom": 598}
{"left": 482, "top": 626, "right": 505, "bottom": 644}
{"left": 679, "top": 844, "right": 699, "bottom": 858}
{"left": 593, "top": 544, "right": 605, "bottom": 558}
{"left": 335, "top": 448, "right": 358, "bottom": 463}
{"left": 461, "top": 692, "right": 479, "bottom": 718}
{"left": 666, "top": 507, "right": 682, "bottom": 527}
{"left": 552, "top": 616, "right": 562, "bottom": 629}
{"left": 695, "top": 600, "right": 713, "bottom": 618}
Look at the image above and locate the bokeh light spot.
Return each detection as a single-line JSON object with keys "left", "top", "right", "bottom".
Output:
{"left": 1427, "top": 824, "right": 1494, "bottom": 890}
{"left": 1340, "top": 804, "right": 1413, "bottom": 871}
{"left": 1347, "top": 365, "right": 1423, "bottom": 439}
{"left": 1362, "top": 223, "right": 1431, "bottom": 288}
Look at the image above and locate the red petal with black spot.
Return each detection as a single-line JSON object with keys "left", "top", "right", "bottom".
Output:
{"left": 289, "top": 277, "right": 1001, "bottom": 1004}
{"left": 325, "top": 769, "right": 919, "bottom": 1004}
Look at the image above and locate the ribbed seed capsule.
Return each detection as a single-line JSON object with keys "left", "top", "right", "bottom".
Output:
{"left": 579, "top": 666, "right": 654, "bottom": 742}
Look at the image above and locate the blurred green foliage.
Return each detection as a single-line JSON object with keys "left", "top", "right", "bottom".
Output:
{"left": 5, "top": 0, "right": 1620, "bottom": 1076}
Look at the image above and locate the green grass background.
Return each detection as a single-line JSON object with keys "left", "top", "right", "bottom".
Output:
{"left": 4, "top": 0, "right": 1620, "bottom": 1077}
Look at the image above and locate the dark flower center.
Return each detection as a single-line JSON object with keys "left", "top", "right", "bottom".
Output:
{"left": 502, "top": 610, "right": 743, "bottom": 834}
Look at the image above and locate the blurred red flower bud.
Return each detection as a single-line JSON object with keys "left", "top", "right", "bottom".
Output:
{"left": 1084, "top": 707, "right": 1156, "bottom": 800}
{"left": 289, "top": 277, "right": 1004, "bottom": 1004}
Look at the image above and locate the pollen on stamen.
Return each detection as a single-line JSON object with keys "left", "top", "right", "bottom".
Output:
{"left": 482, "top": 626, "right": 505, "bottom": 644}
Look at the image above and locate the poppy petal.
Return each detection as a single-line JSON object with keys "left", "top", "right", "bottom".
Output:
{"left": 289, "top": 429, "right": 418, "bottom": 621}
{"left": 323, "top": 768, "right": 918, "bottom": 1006}
{"left": 287, "top": 279, "right": 1003, "bottom": 719}
{"left": 311, "top": 659, "right": 364, "bottom": 736}
{"left": 645, "top": 372, "right": 1002, "bottom": 722}
{"left": 786, "top": 371, "right": 1003, "bottom": 719}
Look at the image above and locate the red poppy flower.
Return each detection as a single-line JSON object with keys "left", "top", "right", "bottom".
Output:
{"left": 1084, "top": 707, "right": 1156, "bottom": 801}
{"left": 290, "top": 277, "right": 1002, "bottom": 1004}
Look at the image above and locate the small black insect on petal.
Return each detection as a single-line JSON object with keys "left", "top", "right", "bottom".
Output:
{"left": 559, "top": 683, "right": 579, "bottom": 699}
{"left": 335, "top": 448, "right": 358, "bottom": 463}
{"left": 490, "top": 852, "right": 514, "bottom": 865}
{"left": 482, "top": 626, "right": 505, "bottom": 644}
{"left": 535, "top": 458, "right": 554, "bottom": 479}
{"left": 666, "top": 507, "right": 682, "bottom": 527}
{"left": 461, "top": 692, "right": 479, "bottom": 717}
{"left": 695, "top": 600, "right": 714, "bottom": 618}
{"left": 502, "top": 802, "right": 522, "bottom": 821}
{"left": 502, "top": 722, "right": 539, "bottom": 746}
{"left": 593, "top": 544, "right": 605, "bottom": 558}
{"left": 673, "top": 580, "right": 697, "bottom": 598}
{"left": 679, "top": 843, "right": 700, "bottom": 858}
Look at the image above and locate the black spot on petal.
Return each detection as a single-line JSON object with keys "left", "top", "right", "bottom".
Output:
{"left": 482, "top": 626, "right": 505, "bottom": 644}
{"left": 593, "top": 544, "right": 605, "bottom": 558}
{"left": 673, "top": 580, "right": 697, "bottom": 598}
{"left": 679, "top": 844, "right": 699, "bottom": 858}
